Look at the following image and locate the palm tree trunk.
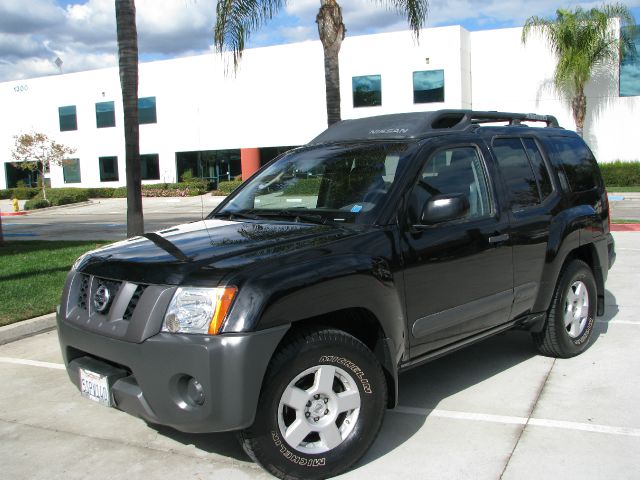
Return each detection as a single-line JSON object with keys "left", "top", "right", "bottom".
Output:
{"left": 116, "top": 0, "right": 144, "bottom": 237}
{"left": 0, "top": 211, "right": 4, "bottom": 246}
{"left": 317, "top": 0, "right": 345, "bottom": 126}
{"left": 572, "top": 86, "right": 587, "bottom": 138}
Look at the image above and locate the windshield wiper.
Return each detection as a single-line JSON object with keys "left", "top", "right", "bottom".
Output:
{"left": 248, "top": 209, "right": 332, "bottom": 225}
{"left": 211, "top": 211, "right": 261, "bottom": 221}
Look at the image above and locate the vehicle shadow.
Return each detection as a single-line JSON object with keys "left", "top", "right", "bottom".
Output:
{"left": 148, "top": 288, "right": 620, "bottom": 470}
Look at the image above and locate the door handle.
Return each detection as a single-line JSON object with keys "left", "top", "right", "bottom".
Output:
{"left": 488, "top": 233, "right": 510, "bottom": 244}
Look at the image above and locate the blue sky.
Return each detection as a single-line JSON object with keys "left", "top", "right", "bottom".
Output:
{"left": 0, "top": 0, "right": 639, "bottom": 81}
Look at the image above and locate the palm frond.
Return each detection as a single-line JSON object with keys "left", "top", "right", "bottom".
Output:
{"left": 522, "top": 4, "right": 636, "bottom": 95}
{"left": 214, "top": 0, "right": 285, "bottom": 69}
{"left": 379, "top": 0, "right": 429, "bottom": 39}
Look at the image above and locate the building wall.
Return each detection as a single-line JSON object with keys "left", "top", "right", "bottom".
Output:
{"left": 470, "top": 26, "right": 640, "bottom": 161}
{"left": 1, "top": 24, "right": 638, "bottom": 190}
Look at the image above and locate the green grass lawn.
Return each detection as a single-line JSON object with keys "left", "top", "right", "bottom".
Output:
{"left": 0, "top": 241, "right": 109, "bottom": 327}
{"left": 612, "top": 219, "right": 640, "bottom": 224}
{"left": 608, "top": 186, "right": 640, "bottom": 192}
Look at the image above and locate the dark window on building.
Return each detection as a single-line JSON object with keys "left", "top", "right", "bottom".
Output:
{"left": 96, "top": 101, "right": 115, "bottom": 128}
{"left": 59, "top": 105, "right": 77, "bottom": 131}
{"left": 522, "top": 138, "right": 553, "bottom": 199}
{"left": 620, "top": 25, "right": 640, "bottom": 97}
{"left": 141, "top": 153, "right": 160, "bottom": 180}
{"left": 352, "top": 75, "right": 381, "bottom": 107}
{"left": 63, "top": 158, "right": 81, "bottom": 183}
{"left": 492, "top": 138, "right": 541, "bottom": 210}
{"left": 413, "top": 70, "right": 445, "bottom": 103}
{"left": 138, "top": 97, "right": 157, "bottom": 124}
{"left": 99, "top": 156, "right": 119, "bottom": 182}
{"left": 548, "top": 136, "right": 600, "bottom": 192}
{"left": 176, "top": 149, "right": 241, "bottom": 185}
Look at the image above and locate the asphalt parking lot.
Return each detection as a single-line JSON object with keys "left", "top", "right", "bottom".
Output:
{"left": 0, "top": 231, "right": 638, "bottom": 480}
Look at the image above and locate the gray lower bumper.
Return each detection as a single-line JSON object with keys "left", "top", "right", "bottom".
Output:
{"left": 57, "top": 315, "right": 289, "bottom": 433}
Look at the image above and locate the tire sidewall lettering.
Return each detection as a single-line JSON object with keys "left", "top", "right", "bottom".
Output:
{"left": 319, "top": 355, "right": 373, "bottom": 394}
{"left": 271, "top": 431, "right": 327, "bottom": 467}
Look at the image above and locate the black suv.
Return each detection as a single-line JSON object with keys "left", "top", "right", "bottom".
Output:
{"left": 57, "top": 110, "right": 615, "bottom": 479}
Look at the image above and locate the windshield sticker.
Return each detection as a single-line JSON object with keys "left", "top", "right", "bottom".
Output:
{"left": 351, "top": 205, "right": 363, "bottom": 213}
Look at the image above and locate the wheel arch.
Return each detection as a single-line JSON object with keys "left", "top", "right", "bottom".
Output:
{"left": 269, "top": 308, "right": 399, "bottom": 409}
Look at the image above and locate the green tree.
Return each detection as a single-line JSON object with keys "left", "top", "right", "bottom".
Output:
{"left": 115, "top": 0, "right": 144, "bottom": 237}
{"left": 214, "top": 0, "right": 429, "bottom": 126}
{"left": 522, "top": 3, "right": 636, "bottom": 137}
{"left": 10, "top": 132, "right": 76, "bottom": 202}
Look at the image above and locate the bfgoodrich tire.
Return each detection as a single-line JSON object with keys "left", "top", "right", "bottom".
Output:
{"left": 239, "top": 328, "right": 387, "bottom": 480}
{"left": 532, "top": 259, "right": 597, "bottom": 358}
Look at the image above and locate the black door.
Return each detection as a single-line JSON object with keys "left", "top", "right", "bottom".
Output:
{"left": 402, "top": 138, "right": 514, "bottom": 358}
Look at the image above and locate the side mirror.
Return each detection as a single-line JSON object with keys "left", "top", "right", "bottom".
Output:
{"left": 419, "top": 193, "right": 469, "bottom": 225}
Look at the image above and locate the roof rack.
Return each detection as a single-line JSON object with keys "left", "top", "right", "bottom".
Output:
{"left": 309, "top": 109, "right": 561, "bottom": 144}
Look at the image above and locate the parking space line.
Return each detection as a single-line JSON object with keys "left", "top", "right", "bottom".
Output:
{"left": 393, "top": 406, "right": 640, "bottom": 438}
{"left": 3, "top": 356, "right": 639, "bottom": 438}
{"left": 0, "top": 357, "right": 65, "bottom": 370}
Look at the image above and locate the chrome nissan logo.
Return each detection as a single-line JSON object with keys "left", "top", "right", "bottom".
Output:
{"left": 93, "top": 285, "right": 112, "bottom": 313}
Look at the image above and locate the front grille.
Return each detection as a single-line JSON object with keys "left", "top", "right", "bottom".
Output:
{"left": 94, "top": 278, "right": 122, "bottom": 315}
{"left": 77, "top": 274, "right": 90, "bottom": 310}
{"left": 123, "top": 285, "right": 147, "bottom": 321}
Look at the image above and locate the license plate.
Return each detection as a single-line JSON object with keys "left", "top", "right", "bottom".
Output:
{"left": 79, "top": 368, "right": 112, "bottom": 407}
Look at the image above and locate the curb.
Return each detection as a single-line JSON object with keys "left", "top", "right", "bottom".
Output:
{"left": 0, "top": 313, "right": 57, "bottom": 346}
{"left": 611, "top": 224, "right": 640, "bottom": 232}
{"left": 0, "top": 211, "right": 28, "bottom": 216}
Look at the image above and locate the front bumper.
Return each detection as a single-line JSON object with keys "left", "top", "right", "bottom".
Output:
{"left": 57, "top": 314, "right": 288, "bottom": 433}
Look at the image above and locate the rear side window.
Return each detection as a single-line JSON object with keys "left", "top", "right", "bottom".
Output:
{"left": 548, "top": 136, "right": 600, "bottom": 192}
{"left": 522, "top": 138, "right": 553, "bottom": 199}
{"left": 492, "top": 138, "right": 540, "bottom": 210}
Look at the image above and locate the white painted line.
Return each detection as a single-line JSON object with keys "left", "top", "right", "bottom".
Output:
{"left": 616, "top": 248, "right": 640, "bottom": 251}
{"left": 393, "top": 406, "right": 640, "bottom": 438}
{"left": 0, "top": 357, "right": 65, "bottom": 370}
{"left": 597, "top": 320, "right": 640, "bottom": 325}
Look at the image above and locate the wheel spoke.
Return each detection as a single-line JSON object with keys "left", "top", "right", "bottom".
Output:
{"left": 335, "top": 390, "right": 361, "bottom": 413}
{"left": 281, "top": 386, "right": 310, "bottom": 411}
{"left": 564, "top": 308, "right": 574, "bottom": 329}
{"left": 312, "top": 365, "right": 336, "bottom": 394}
{"left": 284, "top": 419, "right": 312, "bottom": 448}
{"left": 318, "top": 422, "right": 342, "bottom": 450}
{"left": 569, "top": 317, "right": 582, "bottom": 337}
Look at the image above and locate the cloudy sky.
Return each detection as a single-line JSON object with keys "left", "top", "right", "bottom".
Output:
{"left": 1, "top": 0, "right": 639, "bottom": 82}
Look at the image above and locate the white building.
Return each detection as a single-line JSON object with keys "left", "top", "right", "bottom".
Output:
{"left": 1, "top": 24, "right": 638, "bottom": 190}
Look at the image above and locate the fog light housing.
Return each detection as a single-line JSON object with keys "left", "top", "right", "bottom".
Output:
{"left": 187, "top": 377, "right": 205, "bottom": 406}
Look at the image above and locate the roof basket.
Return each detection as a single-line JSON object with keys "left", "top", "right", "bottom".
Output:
{"left": 309, "top": 109, "right": 561, "bottom": 144}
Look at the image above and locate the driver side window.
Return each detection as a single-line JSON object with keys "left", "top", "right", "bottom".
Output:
{"left": 408, "top": 146, "right": 492, "bottom": 224}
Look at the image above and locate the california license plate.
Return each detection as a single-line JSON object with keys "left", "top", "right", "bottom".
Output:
{"left": 79, "top": 368, "right": 112, "bottom": 407}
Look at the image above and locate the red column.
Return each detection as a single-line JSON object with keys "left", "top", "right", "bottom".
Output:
{"left": 240, "top": 148, "right": 261, "bottom": 180}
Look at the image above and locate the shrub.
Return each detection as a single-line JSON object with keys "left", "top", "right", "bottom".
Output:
{"left": 600, "top": 161, "right": 640, "bottom": 187}
{"left": 214, "top": 180, "right": 243, "bottom": 195}
{"left": 25, "top": 188, "right": 89, "bottom": 208}
{"left": 0, "top": 188, "right": 39, "bottom": 200}
{"left": 283, "top": 177, "right": 322, "bottom": 195}
{"left": 24, "top": 199, "right": 51, "bottom": 210}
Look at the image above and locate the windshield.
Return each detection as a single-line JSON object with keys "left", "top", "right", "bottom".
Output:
{"left": 214, "top": 142, "right": 416, "bottom": 224}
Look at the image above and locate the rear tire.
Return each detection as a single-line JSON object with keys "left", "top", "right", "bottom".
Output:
{"left": 532, "top": 259, "right": 597, "bottom": 358}
{"left": 239, "top": 328, "right": 387, "bottom": 480}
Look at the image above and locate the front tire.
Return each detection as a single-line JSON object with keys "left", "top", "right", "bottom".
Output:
{"left": 532, "top": 259, "right": 597, "bottom": 358}
{"left": 239, "top": 328, "right": 387, "bottom": 480}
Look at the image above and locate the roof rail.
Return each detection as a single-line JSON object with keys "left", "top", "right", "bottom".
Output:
{"left": 309, "top": 109, "right": 561, "bottom": 144}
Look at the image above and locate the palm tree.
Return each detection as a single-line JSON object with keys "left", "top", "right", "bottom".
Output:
{"left": 214, "top": 0, "right": 429, "bottom": 126}
{"left": 522, "top": 4, "right": 636, "bottom": 137}
{"left": 115, "top": 0, "right": 144, "bottom": 237}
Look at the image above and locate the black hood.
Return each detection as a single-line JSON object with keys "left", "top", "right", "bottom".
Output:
{"left": 75, "top": 219, "right": 359, "bottom": 285}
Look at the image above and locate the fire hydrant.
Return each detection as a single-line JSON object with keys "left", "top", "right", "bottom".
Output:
{"left": 12, "top": 197, "right": 19, "bottom": 212}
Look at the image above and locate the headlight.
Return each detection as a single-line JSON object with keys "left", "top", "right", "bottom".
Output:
{"left": 162, "top": 287, "right": 237, "bottom": 335}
